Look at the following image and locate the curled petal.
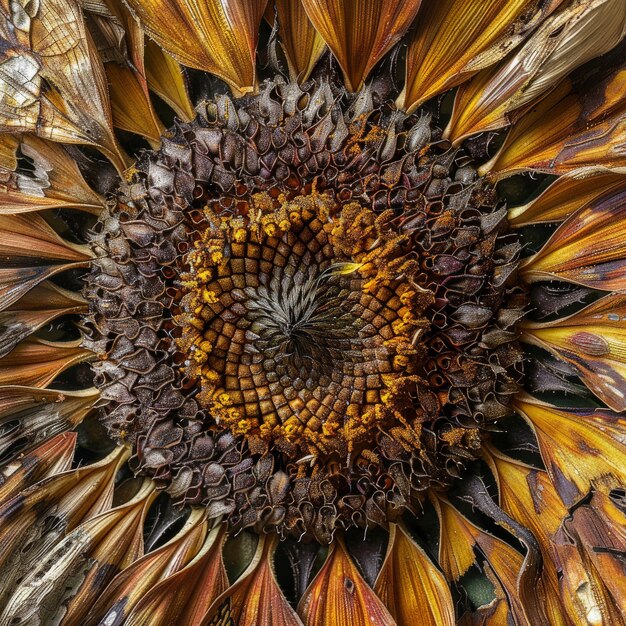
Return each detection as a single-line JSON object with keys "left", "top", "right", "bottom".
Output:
{"left": 523, "top": 294, "right": 626, "bottom": 411}
{"left": 124, "top": 0, "right": 267, "bottom": 95}
{"left": 514, "top": 394, "right": 626, "bottom": 507}
{"left": 374, "top": 524, "right": 455, "bottom": 626}
{"left": 520, "top": 185, "right": 626, "bottom": 291}
{"left": 445, "top": 0, "right": 626, "bottom": 143}
{"left": 300, "top": 0, "right": 421, "bottom": 92}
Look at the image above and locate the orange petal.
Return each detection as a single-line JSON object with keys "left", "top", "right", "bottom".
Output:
{"left": 483, "top": 67, "right": 626, "bottom": 178}
{"left": 523, "top": 294, "right": 626, "bottom": 411}
{"left": 0, "top": 386, "right": 96, "bottom": 464}
{"left": 266, "top": 0, "right": 325, "bottom": 82}
{"left": 298, "top": 537, "right": 394, "bottom": 626}
{"left": 206, "top": 534, "right": 303, "bottom": 626}
{"left": 0, "top": 431, "right": 76, "bottom": 505}
{"left": 124, "top": 0, "right": 267, "bottom": 95}
{"left": 0, "top": 134, "right": 104, "bottom": 214}
{"left": 398, "top": 0, "right": 564, "bottom": 112}
{"left": 445, "top": 0, "right": 626, "bottom": 144}
{"left": 514, "top": 394, "right": 626, "bottom": 507}
{"left": 300, "top": 0, "right": 421, "bottom": 92}
{"left": 124, "top": 523, "right": 228, "bottom": 626}
{"left": 374, "top": 524, "right": 455, "bottom": 626}
{"left": 0, "top": 338, "right": 90, "bottom": 388}
{"left": 508, "top": 171, "right": 626, "bottom": 226}
{"left": 520, "top": 185, "right": 626, "bottom": 291}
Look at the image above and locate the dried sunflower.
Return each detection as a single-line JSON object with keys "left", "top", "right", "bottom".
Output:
{"left": 1, "top": 0, "right": 626, "bottom": 623}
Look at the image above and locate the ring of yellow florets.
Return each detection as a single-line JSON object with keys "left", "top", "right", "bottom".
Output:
{"left": 175, "top": 189, "right": 434, "bottom": 459}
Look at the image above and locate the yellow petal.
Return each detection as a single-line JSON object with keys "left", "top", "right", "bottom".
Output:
{"left": 206, "top": 534, "right": 303, "bottom": 626}
{"left": 483, "top": 68, "right": 626, "bottom": 178}
{"left": 514, "top": 394, "right": 626, "bottom": 506}
{"left": 124, "top": 0, "right": 267, "bottom": 95}
{"left": 520, "top": 185, "right": 626, "bottom": 291}
{"left": 298, "top": 537, "right": 395, "bottom": 626}
{"left": 445, "top": 0, "right": 626, "bottom": 144}
{"left": 374, "top": 524, "right": 455, "bottom": 626}
{"left": 0, "top": 134, "right": 104, "bottom": 214}
{"left": 398, "top": 0, "right": 564, "bottom": 112}
{"left": 508, "top": 171, "right": 626, "bottom": 226}
{"left": 266, "top": 0, "right": 325, "bottom": 83}
{"left": 300, "top": 0, "right": 421, "bottom": 92}
{"left": 523, "top": 294, "right": 626, "bottom": 411}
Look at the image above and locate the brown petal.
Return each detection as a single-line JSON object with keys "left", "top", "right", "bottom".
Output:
{"left": 0, "top": 386, "right": 97, "bottom": 464}
{"left": 374, "top": 524, "right": 455, "bottom": 626}
{"left": 508, "top": 171, "right": 626, "bottom": 226}
{"left": 399, "top": 0, "right": 564, "bottom": 112}
{"left": 123, "top": 523, "right": 228, "bottom": 626}
{"left": 298, "top": 537, "right": 394, "bottom": 626}
{"left": 0, "top": 431, "right": 76, "bottom": 505}
{"left": 482, "top": 67, "right": 626, "bottom": 178}
{"left": 124, "top": 0, "right": 267, "bottom": 95}
{"left": 0, "top": 134, "right": 104, "bottom": 214}
{"left": 514, "top": 394, "right": 626, "bottom": 507}
{"left": 523, "top": 294, "right": 626, "bottom": 411}
{"left": 0, "top": 338, "right": 91, "bottom": 388}
{"left": 205, "top": 534, "right": 303, "bottom": 626}
{"left": 445, "top": 0, "right": 626, "bottom": 144}
{"left": 520, "top": 185, "right": 626, "bottom": 291}
{"left": 0, "top": 479, "right": 155, "bottom": 625}
{"left": 300, "top": 0, "right": 421, "bottom": 92}
{"left": 266, "top": 0, "right": 325, "bottom": 83}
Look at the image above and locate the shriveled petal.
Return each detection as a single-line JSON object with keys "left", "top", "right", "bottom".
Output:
{"left": 0, "top": 479, "right": 155, "bottom": 625}
{"left": 0, "top": 431, "right": 76, "bottom": 504}
{"left": 523, "top": 294, "right": 626, "bottom": 411}
{"left": 520, "top": 185, "right": 626, "bottom": 291}
{"left": 445, "top": 0, "right": 626, "bottom": 144}
{"left": 205, "top": 534, "right": 303, "bottom": 626}
{"left": 0, "top": 0, "right": 129, "bottom": 172}
{"left": 124, "top": 0, "right": 267, "bottom": 94}
{"left": 266, "top": 0, "right": 325, "bottom": 83}
{"left": 374, "top": 524, "right": 455, "bottom": 626}
{"left": 399, "top": 0, "right": 564, "bottom": 112}
{"left": 483, "top": 67, "right": 626, "bottom": 178}
{"left": 514, "top": 394, "right": 626, "bottom": 507}
{"left": 0, "top": 386, "right": 96, "bottom": 464}
{"left": 298, "top": 537, "right": 394, "bottom": 626}
{"left": 508, "top": 171, "right": 626, "bottom": 226}
{"left": 84, "top": 508, "right": 207, "bottom": 625}
{"left": 0, "top": 134, "right": 104, "bottom": 214}
{"left": 300, "top": 0, "right": 421, "bottom": 92}
{"left": 0, "top": 338, "right": 90, "bottom": 388}
{"left": 123, "top": 524, "right": 227, "bottom": 626}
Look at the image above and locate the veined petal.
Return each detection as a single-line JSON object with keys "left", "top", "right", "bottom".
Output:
{"left": 266, "top": 0, "right": 325, "bottom": 83}
{"left": 0, "top": 479, "right": 155, "bottom": 625}
{"left": 483, "top": 67, "right": 626, "bottom": 178}
{"left": 0, "top": 134, "right": 104, "bottom": 214}
{"left": 398, "top": 0, "right": 564, "bottom": 112}
{"left": 445, "top": 0, "right": 626, "bottom": 144}
{"left": 124, "top": 0, "right": 267, "bottom": 95}
{"left": 300, "top": 0, "right": 421, "bottom": 92}
{"left": 0, "top": 431, "right": 76, "bottom": 504}
{"left": 374, "top": 523, "right": 455, "bottom": 626}
{"left": 0, "top": 386, "right": 96, "bottom": 464}
{"left": 298, "top": 537, "right": 395, "bottom": 626}
{"left": 520, "top": 185, "right": 626, "bottom": 291}
{"left": 522, "top": 294, "right": 626, "bottom": 411}
{"left": 508, "top": 171, "right": 626, "bottom": 226}
{"left": 205, "top": 534, "right": 303, "bottom": 626}
{"left": 513, "top": 394, "right": 626, "bottom": 507}
{"left": 123, "top": 524, "right": 227, "bottom": 626}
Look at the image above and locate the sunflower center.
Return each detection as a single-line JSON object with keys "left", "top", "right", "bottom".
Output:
{"left": 175, "top": 191, "right": 432, "bottom": 457}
